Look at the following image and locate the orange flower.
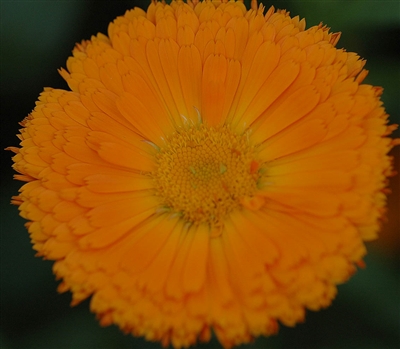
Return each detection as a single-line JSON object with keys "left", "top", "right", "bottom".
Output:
{"left": 9, "top": 0, "right": 399, "bottom": 348}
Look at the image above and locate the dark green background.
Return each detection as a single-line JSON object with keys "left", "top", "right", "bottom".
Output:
{"left": 1, "top": 1, "right": 399, "bottom": 348}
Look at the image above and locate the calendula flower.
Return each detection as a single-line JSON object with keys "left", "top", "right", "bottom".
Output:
{"left": 9, "top": 0, "right": 399, "bottom": 348}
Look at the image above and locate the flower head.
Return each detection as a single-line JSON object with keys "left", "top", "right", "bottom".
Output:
{"left": 9, "top": 0, "right": 398, "bottom": 348}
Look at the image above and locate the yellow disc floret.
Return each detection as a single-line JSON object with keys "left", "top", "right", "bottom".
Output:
{"left": 152, "top": 125, "right": 261, "bottom": 227}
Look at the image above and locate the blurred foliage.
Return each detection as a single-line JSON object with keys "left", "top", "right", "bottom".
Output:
{"left": 1, "top": 1, "right": 399, "bottom": 349}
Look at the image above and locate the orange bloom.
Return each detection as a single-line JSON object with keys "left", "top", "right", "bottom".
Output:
{"left": 9, "top": 0, "right": 399, "bottom": 348}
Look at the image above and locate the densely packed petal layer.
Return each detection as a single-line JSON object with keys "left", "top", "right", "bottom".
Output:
{"left": 10, "top": 1, "right": 398, "bottom": 348}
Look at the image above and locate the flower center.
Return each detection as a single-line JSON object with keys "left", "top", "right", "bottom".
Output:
{"left": 152, "top": 125, "right": 261, "bottom": 227}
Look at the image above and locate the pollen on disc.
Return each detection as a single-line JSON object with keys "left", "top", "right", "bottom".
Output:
{"left": 152, "top": 125, "right": 261, "bottom": 226}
